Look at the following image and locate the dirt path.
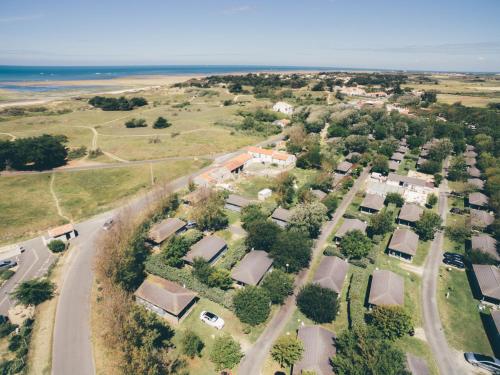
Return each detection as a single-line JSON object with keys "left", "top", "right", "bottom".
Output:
{"left": 50, "top": 173, "right": 71, "bottom": 223}
{"left": 102, "top": 151, "right": 129, "bottom": 163}
{"left": 0, "top": 132, "right": 16, "bottom": 140}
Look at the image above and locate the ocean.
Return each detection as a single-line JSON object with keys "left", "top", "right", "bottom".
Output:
{"left": 0, "top": 65, "right": 332, "bottom": 82}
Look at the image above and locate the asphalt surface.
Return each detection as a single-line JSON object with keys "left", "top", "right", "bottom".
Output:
{"left": 50, "top": 134, "right": 283, "bottom": 375}
{"left": 0, "top": 237, "right": 56, "bottom": 315}
{"left": 238, "top": 167, "right": 370, "bottom": 375}
{"left": 421, "top": 159, "right": 463, "bottom": 375}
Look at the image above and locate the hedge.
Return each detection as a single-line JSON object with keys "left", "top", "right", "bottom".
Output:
{"left": 145, "top": 255, "right": 235, "bottom": 310}
{"left": 217, "top": 242, "right": 247, "bottom": 270}
{"left": 347, "top": 267, "right": 368, "bottom": 330}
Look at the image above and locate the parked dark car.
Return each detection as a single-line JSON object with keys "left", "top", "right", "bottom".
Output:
{"left": 443, "top": 258, "right": 465, "bottom": 269}
{"left": 0, "top": 260, "right": 17, "bottom": 270}
{"left": 464, "top": 352, "right": 500, "bottom": 374}
{"left": 450, "top": 207, "right": 463, "bottom": 214}
{"left": 443, "top": 252, "right": 465, "bottom": 262}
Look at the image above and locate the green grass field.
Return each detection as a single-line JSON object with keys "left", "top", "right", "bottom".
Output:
{"left": 437, "top": 267, "right": 493, "bottom": 355}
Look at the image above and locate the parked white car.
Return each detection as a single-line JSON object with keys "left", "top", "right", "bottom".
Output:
{"left": 200, "top": 311, "right": 224, "bottom": 330}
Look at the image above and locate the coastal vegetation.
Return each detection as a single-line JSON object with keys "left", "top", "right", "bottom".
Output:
{"left": 88, "top": 96, "right": 148, "bottom": 111}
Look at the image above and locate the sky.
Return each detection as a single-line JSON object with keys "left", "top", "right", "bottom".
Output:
{"left": 1, "top": 0, "right": 499, "bottom": 72}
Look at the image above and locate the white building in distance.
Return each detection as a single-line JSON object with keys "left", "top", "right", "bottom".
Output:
{"left": 272, "top": 102, "right": 294, "bottom": 115}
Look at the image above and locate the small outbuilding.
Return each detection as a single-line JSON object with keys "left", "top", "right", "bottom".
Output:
{"left": 182, "top": 235, "right": 227, "bottom": 265}
{"left": 271, "top": 207, "right": 293, "bottom": 228}
{"left": 471, "top": 264, "right": 500, "bottom": 306}
{"left": 390, "top": 152, "right": 405, "bottom": 163}
{"left": 134, "top": 275, "right": 197, "bottom": 324}
{"left": 258, "top": 188, "right": 272, "bottom": 201}
{"left": 360, "top": 193, "right": 385, "bottom": 214}
{"left": 231, "top": 250, "right": 273, "bottom": 286}
{"left": 389, "top": 160, "right": 400, "bottom": 172}
{"left": 225, "top": 194, "right": 252, "bottom": 212}
{"left": 47, "top": 223, "right": 77, "bottom": 243}
{"left": 465, "top": 157, "right": 477, "bottom": 167}
{"left": 468, "top": 167, "right": 481, "bottom": 178}
{"left": 313, "top": 256, "right": 349, "bottom": 294}
{"left": 311, "top": 189, "right": 327, "bottom": 201}
{"left": 387, "top": 228, "right": 419, "bottom": 262}
{"left": 148, "top": 218, "right": 187, "bottom": 245}
{"left": 398, "top": 203, "right": 423, "bottom": 227}
{"left": 293, "top": 326, "right": 336, "bottom": 375}
{"left": 368, "top": 269, "right": 404, "bottom": 307}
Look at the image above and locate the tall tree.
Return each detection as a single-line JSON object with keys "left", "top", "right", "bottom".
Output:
{"left": 271, "top": 335, "right": 304, "bottom": 369}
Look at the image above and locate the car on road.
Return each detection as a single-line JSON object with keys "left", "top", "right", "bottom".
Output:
{"left": 464, "top": 352, "right": 500, "bottom": 374}
{"left": 443, "top": 257, "right": 465, "bottom": 269}
{"left": 200, "top": 311, "right": 225, "bottom": 329}
{"left": 443, "top": 252, "right": 465, "bottom": 262}
{"left": 102, "top": 219, "right": 114, "bottom": 231}
{"left": 0, "top": 260, "right": 17, "bottom": 270}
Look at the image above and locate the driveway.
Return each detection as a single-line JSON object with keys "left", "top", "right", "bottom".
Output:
{"left": 238, "top": 167, "right": 370, "bottom": 375}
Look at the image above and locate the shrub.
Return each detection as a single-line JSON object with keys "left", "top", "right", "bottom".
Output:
{"left": 296, "top": 284, "right": 338, "bottom": 323}
{"left": 346, "top": 269, "right": 367, "bottom": 330}
{"left": 181, "top": 330, "right": 204, "bottom": 358}
{"left": 48, "top": 239, "right": 66, "bottom": 253}
{"left": 340, "top": 230, "right": 372, "bottom": 259}
{"left": 369, "top": 305, "right": 413, "bottom": 340}
{"left": 125, "top": 118, "right": 147, "bottom": 128}
{"left": 217, "top": 242, "right": 247, "bottom": 270}
{"left": 261, "top": 270, "right": 294, "bottom": 305}
{"left": 153, "top": 116, "right": 171, "bottom": 129}
{"left": 233, "top": 286, "right": 271, "bottom": 326}
{"left": 67, "top": 146, "right": 87, "bottom": 160}
{"left": 209, "top": 335, "right": 243, "bottom": 371}
{"left": 271, "top": 335, "right": 304, "bottom": 368}
{"left": 0, "top": 321, "right": 17, "bottom": 339}
{"left": 11, "top": 278, "right": 55, "bottom": 306}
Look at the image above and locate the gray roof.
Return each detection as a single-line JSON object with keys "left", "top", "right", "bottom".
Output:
{"left": 398, "top": 203, "right": 423, "bottom": 223}
{"left": 335, "top": 218, "right": 367, "bottom": 239}
{"left": 468, "top": 167, "right": 481, "bottom": 178}
{"left": 231, "top": 250, "right": 273, "bottom": 286}
{"left": 469, "top": 209, "right": 494, "bottom": 228}
{"left": 464, "top": 150, "right": 478, "bottom": 158}
{"left": 492, "top": 310, "right": 500, "bottom": 335}
{"left": 312, "top": 189, "right": 327, "bottom": 200}
{"left": 368, "top": 269, "right": 404, "bottom": 306}
{"left": 466, "top": 144, "right": 475, "bottom": 152}
{"left": 469, "top": 192, "right": 489, "bottom": 207}
{"left": 134, "top": 276, "right": 196, "bottom": 316}
{"left": 148, "top": 218, "right": 186, "bottom": 244}
{"left": 406, "top": 354, "right": 431, "bottom": 375}
{"left": 345, "top": 152, "right": 361, "bottom": 162}
{"left": 388, "top": 173, "right": 433, "bottom": 188}
{"left": 467, "top": 178, "right": 484, "bottom": 189}
{"left": 388, "top": 160, "right": 400, "bottom": 171}
{"left": 360, "top": 193, "right": 385, "bottom": 211}
{"left": 388, "top": 228, "right": 419, "bottom": 256}
{"left": 336, "top": 161, "right": 353, "bottom": 173}
{"left": 226, "top": 194, "right": 252, "bottom": 208}
{"left": 465, "top": 157, "right": 476, "bottom": 167}
{"left": 294, "top": 326, "right": 336, "bottom": 375}
{"left": 313, "top": 256, "right": 349, "bottom": 294}
{"left": 397, "top": 146, "right": 409, "bottom": 154}
{"left": 390, "top": 152, "right": 405, "bottom": 162}
{"left": 471, "top": 234, "right": 499, "bottom": 261}
{"left": 472, "top": 264, "right": 500, "bottom": 301}
{"left": 182, "top": 235, "right": 227, "bottom": 264}
{"left": 419, "top": 149, "right": 429, "bottom": 157}
{"left": 416, "top": 157, "right": 427, "bottom": 166}
{"left": 272, "top": 207, "right": 292, "bottom": 223}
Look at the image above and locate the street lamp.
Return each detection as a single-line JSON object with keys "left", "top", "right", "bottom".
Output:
{"left": 285, "top": 263, "right": 289, "bottom": 273}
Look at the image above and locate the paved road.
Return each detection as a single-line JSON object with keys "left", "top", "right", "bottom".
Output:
{"left": 50, "top": 134, "right": 283, "bottom": 375}
{"left": 0, "top": 238, "right": 56, "bottom": 315}
{"left": 421, "top": 159, "right": 462, "bottom": 375}
{"left": 238, "top": 167, "right": 370, "bottom": 375}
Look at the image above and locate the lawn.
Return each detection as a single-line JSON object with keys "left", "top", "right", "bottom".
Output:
{"left": 413, "top": 240, "right": 431, "bottom": 266}
{"left": 437, "top": 267, "right": 493, "bottom": 355}
{"left": 234, "top": 176, "right": 275, "bottom": 199}
{"left": 437, "top": 94, "right": 500, "bottom": 108}
{"left": 0, "top": 174, "right": 65, "bottom": 244}
{"left": 173, "top": 298, "right": 274, "bottom": 375}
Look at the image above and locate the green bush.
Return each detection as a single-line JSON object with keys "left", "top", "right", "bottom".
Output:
{"left": 0, "top": 321, "right": 17, "bottom": 338}
{"left": 261, "top": 270, "right": 294, "bottom": 305}
{"left": 217, "top": 242, "right": 247, "bottom": 270}
{"left": 296, "top": 284, "right": 339, "bottom": 323}
{"left": 48, "top": 239, "right": 66, "bottom": 253}
{"left": 181, "top": 330, "right": 204, "bottom": 358}
{"left": 124, "top": 118, "right": 147, "bottom": 128}
{"left": 145, "top": 255, "right": 235, "bottom": 309}
{"left": 233, "top": 286, "right": 271, "bottom": 326}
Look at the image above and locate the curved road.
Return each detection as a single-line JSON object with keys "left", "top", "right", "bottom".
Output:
{"left": 421, "top": 160, "right": 463, "bottom": 375}
{"left": 50, "top": 135, "right": 283, "bottom": 375}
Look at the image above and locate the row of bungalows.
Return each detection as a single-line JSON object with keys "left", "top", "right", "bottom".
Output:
{"left": 246, "top": 146, "right": 297, "bottom": 167}
{"left": 389, "top": 139, "right": 409, "bottom": 172}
